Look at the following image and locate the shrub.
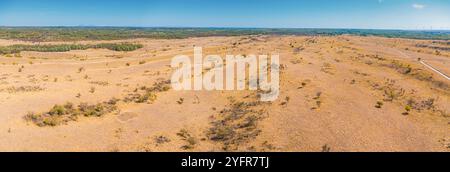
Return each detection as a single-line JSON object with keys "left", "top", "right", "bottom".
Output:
{"left": 89, "top": 87, "right": 96, "bottom": 93}
{"left": 403, "top": 105, "right": 412, "bottom": 115}
{"left": 154, "top": 136, "right": 171, "bottom": 145}
{"left": 177, "top": 129, "right": 197, "bottom": 150}
{"left": 375, "top": 101, "right": 383, "bottom": 108}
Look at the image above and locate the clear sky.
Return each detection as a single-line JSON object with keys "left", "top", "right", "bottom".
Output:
{"left": 0, "top": 0, "right": 449, "bottom": 30}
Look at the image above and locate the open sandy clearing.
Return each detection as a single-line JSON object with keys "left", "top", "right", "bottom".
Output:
{"left": 0, "top": 35, "right": 449, "bottom": 152}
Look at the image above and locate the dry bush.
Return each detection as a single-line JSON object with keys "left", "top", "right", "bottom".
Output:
{"left": 406, "top": 98, "right": 436, "bottom": 112}
{"left": 154, "top": 135, "right": 171, "bottom": 146}
{"left": 375, "top": 101, "right": 384, "bottom": 109}
{"left": 177, "top": 129, "right": 197, "bottom": 150}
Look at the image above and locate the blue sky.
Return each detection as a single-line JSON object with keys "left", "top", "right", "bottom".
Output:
{"left": 0, "top": 0, "right": 449, "bottom": 29}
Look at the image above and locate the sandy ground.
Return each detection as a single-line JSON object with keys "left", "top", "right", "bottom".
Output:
{"left": 0, "top": 35, "right": 448, "bottom": 152}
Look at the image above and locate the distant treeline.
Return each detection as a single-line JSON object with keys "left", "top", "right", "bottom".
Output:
{"left": 0, "top": 43, "right": 143, "bottom": 54}
{"left": 0, "top": 27, "right": 449, "bottom": 41}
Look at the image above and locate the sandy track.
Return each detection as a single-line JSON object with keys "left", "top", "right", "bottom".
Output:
{"left": 420, "top": 60, "right": 450, "bottom": 80}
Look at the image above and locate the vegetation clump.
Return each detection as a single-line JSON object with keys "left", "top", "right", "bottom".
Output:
{"left": 0, "top": 43, "right": 143, "bottom": 55}
{"left": 177, "top": 129, "right": 197, "bottom": 150}
{"left": 207, "top": 96, "right": 267, "bottom": 151}
{"left": 387, "top": 60, "right": 412, "bottom": 74}
{"left": 375, "top": 101, "right": 384, "bottom": 109}
{"left": 371, "top": 79, "right": 405, "bottom": 102}
{"left": 25, "top": 98, "right": 119, "bottom": 127}
{"left": 124, "top": 79, "right": 171, "bottom": 103}
{"left": 154, "top": 135, "right": 171, "bottom": 146}
{"left": 1, "top": 86, "right": 45, "bottom": 93}
{"left": 403, "top": 105, "right": 412, "bottom": 115}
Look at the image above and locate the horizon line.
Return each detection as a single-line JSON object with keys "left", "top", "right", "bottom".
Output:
{"left": 1, "top": 25, "right": 450, "bottom": 32}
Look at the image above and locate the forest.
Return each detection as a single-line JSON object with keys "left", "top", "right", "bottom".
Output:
{"left": 0, "top": 43, "right": 143, "bottom": 54}
{"left": 0, "top": 27, "right": 449, "bottom": 42}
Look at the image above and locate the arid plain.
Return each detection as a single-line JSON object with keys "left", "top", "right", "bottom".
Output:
{"left": 0, "top": 35, "right": 448, "bottom": 152}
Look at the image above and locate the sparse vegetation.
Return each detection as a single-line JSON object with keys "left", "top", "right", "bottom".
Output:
{"left": 321, "top": 63, "right": 334, "bottom": 75}
{"left": 1, "top": 86, "right": 45, "bottom": 93}
{"left": 406, "top": 98, "right": 436, "bottom": 111}
{"left": 375, "top": 101, "right": 384, "bottom": 109}
{"left": 280, "top": 96, "right": 290, "bottom": 106}
{"left": 3, "top": 30, "right": 448, "bottom": 152}
{"left": 207, "top": 96, "right": 267, "bottom": 151}
{"left": 382, "top": 60, "right": 449, "bottom": 91}
{"left": 371, "top": 80, "right": 405, "bottom": 102}
{"left": 25, "top": 99, "right": 119, "bottom": 127}
{"left": 177, "top": 98, "right": 184, "bottom": 105}
{"left": 387, "top": 60, "right": 412, "bottom": 74}
{"left": 124, "top": 79, "right": 171, "bottom": 103}
{"left": 154, "top": 135, "right": 171, "bottom": 146}
{"left": 311, "top": 92, "right": 323, "bottom": 110}
{"left": 89, "top": 87, "right": 96, "bottom": 93}
{"left": 403, "top": 105, "right": 412, "bottom": 115}
{"left": 322, "top": 144, "right": 331, "bottom": 152}
{"left": 89, "top": 81, "right": 109, "bottom": 86}
{"left": 78, "top": 67, "right": 85, "bottom": 73}
{"left": 177, "top": 129, "right": 197, "bottom": 150}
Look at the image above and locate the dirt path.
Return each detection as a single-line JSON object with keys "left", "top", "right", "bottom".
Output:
{"left": 420, "top": 60, "right": 450, "bottom": 80}
{"left": 395, "top": 48, "right": 449, "bottom": 80}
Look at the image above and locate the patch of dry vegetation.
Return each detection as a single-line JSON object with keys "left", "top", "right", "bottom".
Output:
{"left": 154, "top": 135, "right": 171, "bottom": 146}
{"left": 24, "top": 78, "right": 174, "bottom": 127}
{"left": 89, "top": 81, "right": 109, "bottom": 86}
{"left": 369, "top": 79, "right": 448, "bottom": 117}
{"left": 311, "top": 91, "right": 323, "bottom": 110}
{"left": 207, "top": 95, "right": 268, "bottom": 151}
{"left": 124, "top": 79, "right": 171, "bottom": 103}
{"left": 177, "top": 129, "right": 197, "bottom": 150}
{"left": 0, "top": 86, "right": 45, "bottom": 93}
{"left": 320, "top": 63, "right": 334, "bottom": 75}
{"left": 380, "top": 60, "right": 449, "bottom": 91}
{"left": 25, "top": 98, "right": 119, "bottom": 127}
